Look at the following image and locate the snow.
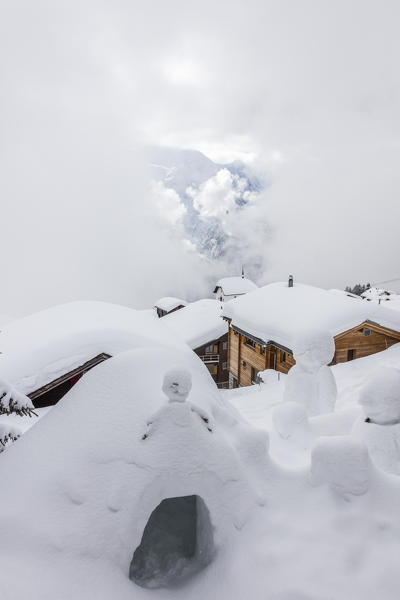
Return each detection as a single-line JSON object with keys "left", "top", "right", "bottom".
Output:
{"left": 222, "top": 281, "right": 400, "bottom": 350}
{"left": 3, "top": 302, "right": 400, "bottom": 598}
{"left": 310, "top": 436, "right": 371, "bottom": 498}
{"left": 358, "top": 367, "right": 400, "bottom": 425}
{"left": 0, "top": 301, "right": 182, "bottom": 396}
{"left": 154, "top": 297, "right": 187, "bottom": 312}
{"left": 158, "top": 299, "right": 227, "bottom": 349}
{"left": 351, "top": 367, "right": 400, "bottom": 475}
{"left": 361, "top": 287, "right": 400, "bottom": 313}
{"left": 0, "top": 345, "right": 266, "bottom": 599}
{"left": 284, "top": 330, "right": 337, "bottom": 416}
{"left": 214, "top": 276, "right": 257, "bottom": 296}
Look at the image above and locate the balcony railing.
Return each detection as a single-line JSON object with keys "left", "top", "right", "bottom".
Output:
{"left": 199, "top": 354, "right": 219, "bottom": 363}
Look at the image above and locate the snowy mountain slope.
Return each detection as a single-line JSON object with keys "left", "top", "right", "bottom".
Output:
{"left": 148, "top": 147, "right": 266, "bottom": 274}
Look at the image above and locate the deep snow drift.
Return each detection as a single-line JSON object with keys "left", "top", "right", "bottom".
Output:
{"left": 2, "top": 341, "right": 400, "bottom": 599}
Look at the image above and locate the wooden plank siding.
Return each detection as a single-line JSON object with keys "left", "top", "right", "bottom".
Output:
{"left": 194, "top": 332, "right": 229, "bottom": 387}
{"left": 228, "top": 320, "right": 400, "bottom": 387}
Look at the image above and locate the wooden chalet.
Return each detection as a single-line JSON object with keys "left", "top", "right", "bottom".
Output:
{"left": 222, "top": 279, "right": 400, "bottom": 388}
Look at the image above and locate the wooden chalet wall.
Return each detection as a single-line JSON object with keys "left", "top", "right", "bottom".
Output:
{"left": 333, "top": 322, "right": 400, "bottom": 363}
{"left": 229, "top": 329, "right": 295, "bottom": 386}
{"left": 194, "top": 332, "right": 229, "bottom": 388}
{"left": 228, "top": 321, "right": 400, "bottom": 388}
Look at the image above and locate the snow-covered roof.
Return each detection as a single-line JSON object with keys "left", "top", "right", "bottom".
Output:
{"left": 214, "top": 276, "right": 257, "bottom": 296}
{"left": 154, "top": 296, "right": 187, "bottom": 312}
{"left": 159, "top": 299, "right": 227, "bottom": 349}
{"left": 222, "top": 282, "right": 400, "bottom": 350}
{"left": 0, "top": 301, "right": 183, "bottom": 395}
{"left": 329, "top": 288, "right": 362, "bottom": 300}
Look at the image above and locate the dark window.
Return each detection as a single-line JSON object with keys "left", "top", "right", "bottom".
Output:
{"left": 222, "top": 341, "right": 228, "bottom": 350}
{"left": 363, "top": 329, "right": 371, "bottom": 336}
{"left": 222, "top": 362, "right": 227, "bottom": 370}
{"left": 281, "top": 352, "right": 286, "bottom": 363}
{"left": 347, "top": 349, "right": 355, "bottom": 361}
{"left": 205, "top": 345, "right": 213, "bottom": 354}
{"left": 260, "top": 346, "right": 265, "bottom": 355}
{"left": 251, "top": 367, "right": 260, "bottom": 384}
{"left": 245, "top": 337, "right": 256, "bottom": 349}
{"left": 241, "top": 360, "right": 247, "bottom": 368}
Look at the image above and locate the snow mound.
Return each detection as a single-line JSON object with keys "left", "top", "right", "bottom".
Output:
{"left": 310, "top": 436, "right": 371, "bottom": 497}
{"left": 0, "top": 345, "right": 265, "bottom": 597}
{"left": 359, "top": 367, "right": 400, "bottom": 425}
{"left": 273, "top": 402, "right": 309, "bottom": 440}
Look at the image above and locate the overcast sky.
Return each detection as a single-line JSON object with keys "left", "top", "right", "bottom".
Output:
{"left": 1, "top": 0, "right": 400, "bottom": 315}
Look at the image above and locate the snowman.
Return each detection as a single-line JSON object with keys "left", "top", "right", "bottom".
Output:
{"left": 284, "top": 329, "right": 337, "bottom": 417}
{"left": 352, "top": 367, "right": 400, "bottom": 475}
{"left": 142, "top": 369, "right": 212, "bottom": 440}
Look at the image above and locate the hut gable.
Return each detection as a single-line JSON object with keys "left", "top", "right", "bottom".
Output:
{"left": 154, "top": 297, "right": 187, "bottom": 318}
{"left": 214, "top": 276, "right": 257, "bottom": 302}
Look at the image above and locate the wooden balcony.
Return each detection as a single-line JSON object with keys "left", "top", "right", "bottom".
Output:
{"left": 199, "top": 354, "right": 219, "bottom": 363}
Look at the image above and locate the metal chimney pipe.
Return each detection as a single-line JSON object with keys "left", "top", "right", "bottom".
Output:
{"left": 288, "top": 274, "right": 294, "bottom": 288}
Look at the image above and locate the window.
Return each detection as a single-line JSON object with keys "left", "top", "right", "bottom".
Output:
{"left": 363, "top": 329, "right": 371, "bottom": 336}
{"left": 222, "top": 362, "right": 227, "bottom": 370}
{"left": 260, "top": 346, "right": 265, "bottom": 355}
{"left": 206, "top": 364, "right": 217, "bottom": 376}
{"left": 213, "top": 343, "right": 219, "bottom": 354}
{"left": 205, "top": 345, "right": 213, "bottom": 354}
{"left": 245, "top": 337, "right": 256, "bottom": 349}
{"left": 223, "top": 341, "right": 228, "bottom": 350}
{"left": 233, "top": 330, "right": 239, "bottom": 337}
{"left": 281, "top": 351, "right": 286, "bottom": 363}
{"left": 347, "top": 349, "right": 355, "bottom": 361}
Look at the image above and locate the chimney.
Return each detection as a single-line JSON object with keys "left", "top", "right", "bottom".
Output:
{"left": 288, "top": 274, "right": 294, "bottom": 288}
{"left": 241, "top": 265, "right": 245, "bottom": 279}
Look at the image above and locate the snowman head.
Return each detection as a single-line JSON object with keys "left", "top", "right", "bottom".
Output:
{"left": 292, "top": 329, "right": 335, "bottom": 372}
{"left": 162, "top": 369, "right": 192, "bottom": 403}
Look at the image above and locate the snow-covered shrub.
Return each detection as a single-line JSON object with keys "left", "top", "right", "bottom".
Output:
{"left": 0, "top": 378, "right": 36, "bottom": 450}
{"left": 284, "top": 329, "right": 337, "bottom": 416}
{"left": 0, "top": 378, "right": 36, "bottom": 417}
{"left": 310, "top": 436, "right": 371, "bottom": 497}
{"left": 352, "top": 368, "right": 400, "bottom": 475}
